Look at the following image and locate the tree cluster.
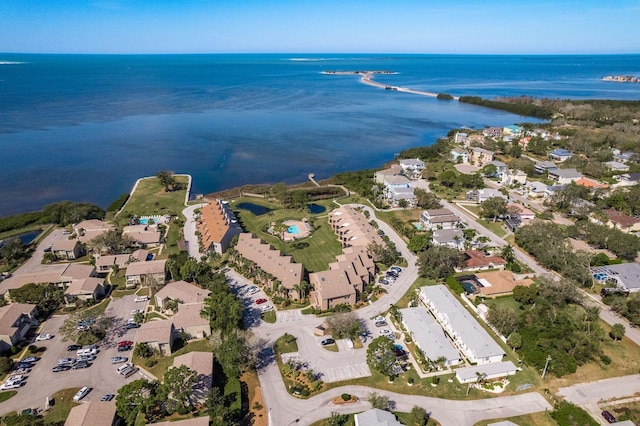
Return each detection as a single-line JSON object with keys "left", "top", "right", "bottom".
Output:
{"left": 417, "top": 246, "right": 465, "bottom": 280}
{"left": 10, "top": 283, "right": 64, "bottom": 319}
{"left": 569, "top": 220, "right": 640, "bottom": 262}
{"left": 41, "top": 201, "right": 105, "bottom": 226}
{"left": 326, "top": 312, "right": 362, "bottom": 340}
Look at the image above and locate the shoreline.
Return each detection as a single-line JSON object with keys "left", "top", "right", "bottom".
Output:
{"left": 323, "top": 70, "right": 460, "bottom": 100}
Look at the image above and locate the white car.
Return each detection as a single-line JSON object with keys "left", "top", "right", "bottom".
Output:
{"left": 73, "top": 386, "right": 91, "bottom": 401}
{"left": 380, "top": 329, "right": 393, "bottom": 336}
{"left": 0, "top": 382, "right": 21, "bottom": 390}
{"left": 117, "top": 363, "right": 133, "bottom": 374}
{"left": 261, "top": 304, "right": 274, "bottom": 313}
{"left": 134, "top": 296, "right": 149, "bottom": 302}
{"left": 58, "top": 358, "right": 76, "bottom": 365}
{"left": 130, "top": 309, "right": 143, "bottom": 315}
{"left": 35, "top": 333, "right": 53, "bottom": 341}
{"left": 7, "top": 375, "right": 25, "bottom": 384}
{"left": 246, "top": 286, "right": 259, "bottom": 295}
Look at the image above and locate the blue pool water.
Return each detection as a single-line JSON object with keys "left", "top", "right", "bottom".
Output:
{"left": 287, "top": 225, "right": 301, "bottom": 234}
{"left": 139, "top": 218, "right": 150, "bottom": 225}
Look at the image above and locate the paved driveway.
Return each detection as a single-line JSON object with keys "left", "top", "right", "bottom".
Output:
{"left": 0, "top": 296, "right": 148, "bottom": 415}
{"left": 13, "top": 229, "right": 69, "bottom": 275}
{"left": 182, "top": 203, "right": 206, "bottom": 260}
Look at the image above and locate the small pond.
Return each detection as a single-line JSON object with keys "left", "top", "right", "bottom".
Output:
{"left": 0, "top": 229, "right": 43, "bottom": 249}
{"left": 236, "top": 202, "right": 272, "bottom": 216}
{"left": 307, "top": 204, "right": 326, "bottom": 214}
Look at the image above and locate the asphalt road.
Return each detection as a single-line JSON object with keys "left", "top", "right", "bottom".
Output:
{"left": 181, "top": 203, "right": 206, "bottom": 261}
{"left": 0, "top": 295, "right": 148, "bottom": 415}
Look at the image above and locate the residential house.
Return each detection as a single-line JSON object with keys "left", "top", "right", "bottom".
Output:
{"left": 172, "top": 351, "right": 213, "bottom": 405}
{"left": 504, "top": 217, "right": 522, "bottom": 232}
{"left": 614, "top": 151, "right": 638, "bottom": 164}
{"left": 450, "top": 148, "right": 469, "bottom": 163}
{"left": 501, "top": 169, "right": 527, "bottom": 187}
{"left": 605, "top": 161, "right": 630, "bottom": 172}
{"left": 64, "top": 401, "right": 119, "bottom": 426}
{"left": 576, "top": 177, "right": 608, "bottom": 190}
{"left": 309, "top": 247, "right": 375, "bottom": 310}
{"left": 593, "top": 263, "right": 640, "bottom": 293}
{"left": 73, "top": 220, "right": 115, "bottom": 243}
{"left": 614, "top": 173, "right": 640, "bottom": 187}
{"left": 374, "top": 164, "right": 402, "bottom": 185}
{"left": 150, "top": 418, "right": 210, "bottom": 426}
{"left": 400, "top": 307, "right": 461, "bottom": 367}
{"left": 388, "top": 186, "right": 416, "bottom": 207}
{"left": 473, "top": 270, "right": 534, "bottom": 297}
{"left": 125, "top": 259, "right": 167, "bottom": 288}
{"left": 197, "top": 199, "right": 242, "bottom": 255}
{"left": 136, "top": 319, "right": 176, "bottom": 355}
{"left": 603, "top": 209, "right": 640, "bottom": 233}
{"left": 483, "top": 127, "right": 503, "bottom": 138}
{"left": 420, "top": 208, "right": 461, "bottom": 230}
{"left": 355, "top": 409, "right": 402, "bottom": 426}
{"left": 329, "top": 206, "right": 385, "bottom": 249}
{"left": 51, "top": 239, "right": 84, "bottom": 260}
{"left": 0, "top": 303, "right": 39, "bottom": 352}
{"left": 95, "top": 249, "right": 148, "bottom": 275}
{"left": 382, "top": 175, "right": 413, "bottom": 204}
{"left": 467, "top": 134, "right": 486, "bottom": 146}
{"left": 454, "top": 132, "right": 468, "bottom": 145}
{"left": 154, "top": 280, "right": 210, "bottom": 312}
{"left": 419, "top": 285, "right": 505, "bottom": 364}
{"left": 432, "top": 229, "right": 465, "bottom": 250}
{"left": 549, "top": 148, "right": 572, "bottom": 162}
{"left": 455, "top": 361, "right": 518, "bottom": 384}
{"left": 468, "top": 147, "right": 495, "bottom": 166}
{"left": 64, "top": 277, "right": 105, "bottom": 305}
{"left": 0, "top": 263, "right": 97, "bottom": 299}
{"left": 399, "top": 158, "right": 425, "bottom": 178}
{"left": 548, "top": 168, "right": 583, "bottom": 185}
{"left": 235, "top": 233, "right": 304, "bottom": 298}
{"left": 466, "top": 188, "right": 507, "bottom": 203}
{"left": 534, "top": 161, "right": 557, "bottom": 174}
{"left": 507, "top": 203, "right": 535, "bottom": 221}
{"left": 526, "top": 181, "right": 548, "bottom": 198}
{"left": 518, "top": 136, "right": 531, "bottom": 150}
{"left": 172, "top": 303, "right": 211, "bottom": 339}
{"left": 485, "top": 160, "right": 508, "bottom": 178}
{"left": 122, "top": 224, "right": 162, "bottom": 248}
{"left": 456, "top": 250, "right": 507, "bottom": 273}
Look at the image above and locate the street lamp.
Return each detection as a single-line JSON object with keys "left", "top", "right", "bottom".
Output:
{"left": 541, "top": 355, "right": 552, "bottom": 379}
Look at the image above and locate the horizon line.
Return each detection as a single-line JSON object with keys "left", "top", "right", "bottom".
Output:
{"left": 1, "top": 51, "right": 640, "bottom": 56}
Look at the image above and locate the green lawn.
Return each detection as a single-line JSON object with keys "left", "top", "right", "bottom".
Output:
{"left": 231, "top": 198, "right": 343, "bottom": 272}
{"left": 162, "top": 222, "right": 182, "bottom": 257}
{"left": 119, "top": 175, "right": 189, "bottom": 218}
{"left": 133, "top": 339, "right": 211, "bottom": 381}
{"left": 274, "top": 333, "right": 298, "bottom": 353}
{"left": 261, "top": 311, "right": 276, "bottom": 323}
{"left": 0, "top": 391, "right": 16, "bottom": 403}
{"left": 474, "top": 412, "right": 556, "bottom": 426}
{"left": 477, "top": 219, "right": 508, "bottom": 238}
{"left": 42, "top": 388, "right": 81, "bottom": 424}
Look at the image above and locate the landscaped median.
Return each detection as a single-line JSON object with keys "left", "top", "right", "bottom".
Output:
{"left": 274, "top": 333, "right": 325, "bottom": 397}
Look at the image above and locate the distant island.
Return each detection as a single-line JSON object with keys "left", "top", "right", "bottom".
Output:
{"left": 602, "top": 75, "right": 640, "bottom": 83}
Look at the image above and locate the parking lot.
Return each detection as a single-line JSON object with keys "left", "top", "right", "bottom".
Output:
{"left": 0, "top": 295, "right": 149, "bottom": 415}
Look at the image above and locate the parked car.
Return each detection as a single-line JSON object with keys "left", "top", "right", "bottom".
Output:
{"left": 117, "top": 345, "right": 132, "bottom": 352}
{"left": 375, "top": 320, "right": 387, "bottom": 327}
{"left": 378, "top": 278, "right": 389, "bottom": 285}
{"left": 260, "top": 304, "right": 274, "bottom": 313}
{"left": 12, "top": 367, "right": 30, "bottom": 374}
{"left": 101, "top": 394, "right": 115, "bottom": 402}
{"left": 380, "top": 329, "right": 394, "bottom": 337}
{"left": 246, "top": 286, "right": 259, "bottom": 295}
{"left": 78, "top": 354, "right": 96, "bottom": 362}
{"left": 130, "top": 309, "right": 143, "bottom": 315}
{"left": 111, "top": 357, "right": 128, "bottom": 364}
{"left": 0, "top": 382, "right": 22, "bottom": 390}
{"left": 601, "top": 411, "right": 617, "bottom": 423}
{"left": 321, "top": 338, "right": 335, "bottom": 346}
{"left": 134, "top": 296, "right": 149, "bottom": 302}
{"left": 43, "top": 245, "right": 52, "bottom": 252}
{"left": 58, "top": 358, "right": 76, "bottom": 365}
{"left": 390, "top": 266, "right": 402, "bottom": 273}
{"left": 73, "top": 386, "right": 91, "bottom": 401}
{"left": 255, "top": 298, "right": 268, "bottom": 305}
{"left": 15, "top": 362, "right": 33, "bottom": 370}
{"left": 52, "top": 365, "right": 71, "bottom": 373}
{"left": 117, "top": 363, "right": 133, "bottom": 374}
{"left": 22, "top": 356, "right": 40, "bottom": 363}
{"left": 118, "top": 340, "right": 133, "bottom": 347}
{"left": 67, "top": 344, "right": 82, "bottom": 351}
{"left": 126, "top": 322, "right": 140, "bottom": 329}
{"left": 35, "top": 333, "right": 53, "bottom": 341}
{"left": 72, "top": 361, "right": 91, "bottom": 370}
{"left": 6, "top": 375, "right": 25, "bottom": 384}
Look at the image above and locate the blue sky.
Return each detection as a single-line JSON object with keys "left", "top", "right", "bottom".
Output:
{"left": 1, "top": 0, "right": 639, "bottom": 54}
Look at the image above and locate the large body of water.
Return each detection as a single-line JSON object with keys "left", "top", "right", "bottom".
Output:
{"left": 1, "top": 54, "right": 639, "bottom": 216}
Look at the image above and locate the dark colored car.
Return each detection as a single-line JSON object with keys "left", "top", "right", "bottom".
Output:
{"left": 101, "top": 394, "right": 115, "bottom": 401}
{"left": 15, "top": 362, "right": 33, "bottom": 370}
{"left": 72, "top": 362, "right": 91, "bottom": 369}
{"left": 52, "top": 365, "right": 71, "bottom": 373}
{"left": 601, "top": 411, "right": 617, "bottom": 423}
{"left": 126, "top": 322, "right": 140, "bottom": 329}
{"left": 255, "top": 298, "right": 268, "bottom": 305}
{"left": 321, "top": 338, "right": 335, "bottom": 346}
{"left": 117, "top": 345, "right": 132, "bottom": 352}
{"left": 118, "top": 340, "right": 133, "bottom": 347}
{"left": 67, "top": 344, "right": 82, "bottom": 351}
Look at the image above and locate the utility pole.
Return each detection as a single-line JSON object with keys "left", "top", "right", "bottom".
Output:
{"left": 541, "top": 355, "right": 552, "bottom": 379}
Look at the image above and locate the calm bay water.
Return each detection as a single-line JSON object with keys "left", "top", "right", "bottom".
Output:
{"left": 1, "top": 54, "right": 639, "bottom": 216}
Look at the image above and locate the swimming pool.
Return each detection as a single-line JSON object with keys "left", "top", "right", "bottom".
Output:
{"left": 287, "top": 225, "right": 301, "bottom": 234}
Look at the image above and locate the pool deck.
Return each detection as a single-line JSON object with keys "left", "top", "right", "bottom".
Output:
{"left": 283, "top": 220, "right": 310, "bottom": 241}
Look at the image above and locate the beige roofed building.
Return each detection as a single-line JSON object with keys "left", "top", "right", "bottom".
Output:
{"left": 154, "top": 280, "right": 210, "bottom": 311}
{"left": 474, "top": 270, "right": 534, "bottom": 297}
{"left": 0, "top": 303, "right": 39, "bottom": 352}
{"left": 172, "top": 351, "right": 213, "bottom": 404}
{"left": 122, "top": 224, "right": 162, "bottom": 247}
{"left": 149, "top": 417, "right": 210, "bottom": 426}
{"left": 64, "top": 277, "right": 105, "bottom": 304}
{"left": 136, "top": 319, "right": 175, "bottom": 355}
{"left": 65, "top": 401, "right": 118, "bottom": 426}
{"left": 73, "top": 219, "right": 115, "bottom": 243}
{"left": 329, "top": 206, "right": 385, "bottom": 249}
{"left": 51, "top": 239, "right": 84, "bottom": 260}
{"left": 172, "top": 303, "right": 211, "bottom": 339}
{"left": 125, "top": 259, "right": 166, "bottom": 288}
{"left": 235, "top": 233, "right": 304, "bottom": 296}
{"left": 0, "top": 263, "right": 96, "bottom": 298}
